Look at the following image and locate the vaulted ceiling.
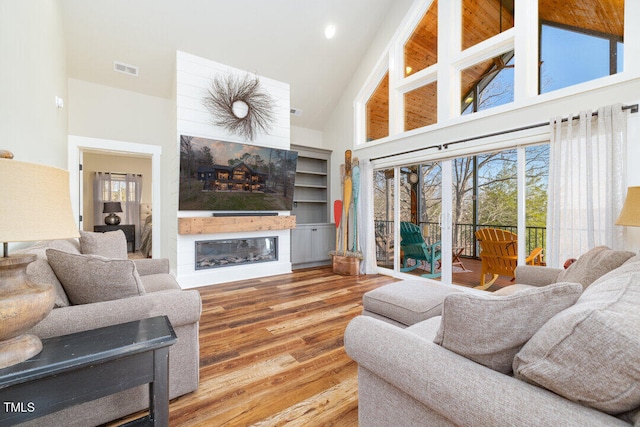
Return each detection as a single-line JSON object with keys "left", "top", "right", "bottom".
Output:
{"left": 59, "top": 0, "right": 403, "bottom": 132}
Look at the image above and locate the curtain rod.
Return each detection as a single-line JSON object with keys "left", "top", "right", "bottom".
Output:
{"left": 96, "top": 172, "right": 142, "bottom": 177}
{"left": 370, "top": 103, "right": 638, "bottom": 162}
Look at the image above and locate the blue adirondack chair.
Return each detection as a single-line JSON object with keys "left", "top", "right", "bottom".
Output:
{"left": 400, "top": 221, "right": 442, "bottom": 278}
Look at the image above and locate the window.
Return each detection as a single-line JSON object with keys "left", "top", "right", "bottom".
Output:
{"left": 539, "top": 0, "right": 624, "bottom": 94}
{"left": 462, "top": 0, "right": 514, "bottom": 50}
{"left": 404, "top": 0, "right": 438, "bottom": 76}
{"left": 461, "top": 52, "right": 514, "bottom": 114}
{"left": 405, "top": 81, "right": 438, "bottom": 131}
{"left": 366, "top": 72, "right": 389, "bottom": 141}
{"left": 98, "top": 174, "right": 137, "bottom": 203}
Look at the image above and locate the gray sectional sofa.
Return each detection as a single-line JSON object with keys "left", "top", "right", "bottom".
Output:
{"left": 17, "top": 232, "right": 202, "bottom": 426}
{"left": 345, "top": 246, "right": 640, "bottom": 426}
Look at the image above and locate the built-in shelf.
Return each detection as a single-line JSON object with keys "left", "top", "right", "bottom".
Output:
{"left": 290, "top": 145, "right": 333, "bottom": 270}
{"left": 292, "top": 145, "right": 331, "bottom": 225}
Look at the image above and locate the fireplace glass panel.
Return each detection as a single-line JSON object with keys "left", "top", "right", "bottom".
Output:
{"left": 196, "top": 237, "right": 278, "bottom": 270}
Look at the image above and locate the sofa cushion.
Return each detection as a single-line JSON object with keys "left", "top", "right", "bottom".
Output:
{"left": 139, "top": 273, "right": 181, "bottom": 293}
{"left": 46, "top": 249, "right": 145, "bottom": 305}
{"left": 363, "top": 280, "right": 461, "bottom": 326}
{"left": 79, "top": 230, "right": 128, "bottom": 259}
{"left": 433, "top": 282, "right": 582, "bottom": 374}
{"left": 406, "top": 316, "right": 441, "bottom": 342}
{"left": 556, "top": 246, "right": 634, "bottom": 289}
{"left": 24, "top": 239, "right": 81, "bottom": 258}
{"left": 513, "top": 270, "right": 640, "bottom": 414}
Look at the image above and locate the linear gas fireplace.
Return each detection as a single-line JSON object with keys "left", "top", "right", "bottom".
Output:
{"left": 195, "top": 237, "right": 278, "bottom": 270}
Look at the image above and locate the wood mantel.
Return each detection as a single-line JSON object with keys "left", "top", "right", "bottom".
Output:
{"left": 178, "top": 216, "right": 296, "bottom": 235}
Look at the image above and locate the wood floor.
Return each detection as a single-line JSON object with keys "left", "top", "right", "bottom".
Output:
{"left": 107, "top": 267, "right": 397, "bottom": 426}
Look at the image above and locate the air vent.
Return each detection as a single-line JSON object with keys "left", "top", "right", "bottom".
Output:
{"left": 290, "top": 107, "right": 303, "bottom": 117}
{"left": 113, "top": 61, "right": 139, "bottom": 77}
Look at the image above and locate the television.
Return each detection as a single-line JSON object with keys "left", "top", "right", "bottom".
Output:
{"left": 179, "top": 135, "right": 298, "bottom": 212}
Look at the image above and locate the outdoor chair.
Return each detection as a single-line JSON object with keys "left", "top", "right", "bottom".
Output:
{"left": 475, "top": 228, "right": 543, "bottom": 290}
{"left": 400, "top": 221, "right": 442, "bottom": 278}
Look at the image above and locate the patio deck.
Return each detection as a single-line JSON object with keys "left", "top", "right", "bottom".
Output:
{"left": 403, "top": 257, "right": 519, "bottom": 292}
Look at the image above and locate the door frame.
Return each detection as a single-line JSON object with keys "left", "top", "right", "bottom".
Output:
{"left": 68, "top": 136, "right": 162, "bottom": 258}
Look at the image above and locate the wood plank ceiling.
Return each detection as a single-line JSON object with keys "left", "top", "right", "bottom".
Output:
{"left": 366, "top": 0, "right": 624, "bottom": 142}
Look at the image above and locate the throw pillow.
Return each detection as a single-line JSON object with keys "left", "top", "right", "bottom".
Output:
{"left": 433, "top": 282, "right": 582, "bottom": 374}
{"left": 513, "top": 270, "right": 640, "bottom": 414}
{"left": 556, "top": 245, "right": 634, "bottom": 289}
{"left": 26, "top": 258, "right": 70, "bottom": 308}
{"left": 46, "top": 249, "right": 145, "bottom": 305}
{"left": 79, "top": 230, "right": 128, "bottom": 260}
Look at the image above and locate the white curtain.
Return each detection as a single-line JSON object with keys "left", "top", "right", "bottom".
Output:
{"left": 93, "top": 172, "right": 113, "bottom": 226}
{"left": 358, "top": 158, "right": 379, "bottom": 274}
{"left": 93, "top": 172, "right": 143, "bottom": 250}
{"left": 546, "top": 104, "right": 627, "bottom": 267}
{"left": 123, "top": 173, "right": 143, "bottom": 249}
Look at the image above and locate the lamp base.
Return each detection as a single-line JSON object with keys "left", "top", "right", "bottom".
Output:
{"left": 105, "top": 213, "right": 121, "bottom": 225}
{"left": 0, "top": 334, "right": 43, "bottom": 369}
{"left": 0, "top": 254, "right": 55, "bottom": 369}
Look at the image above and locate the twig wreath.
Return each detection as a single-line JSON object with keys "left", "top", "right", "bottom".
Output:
{"left": 203, "top": 73, "right": 275, "bottom": 141}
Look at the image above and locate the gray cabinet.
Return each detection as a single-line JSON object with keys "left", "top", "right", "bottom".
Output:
{"left": 291, "top": 223, "right": 336, "bottom": 269}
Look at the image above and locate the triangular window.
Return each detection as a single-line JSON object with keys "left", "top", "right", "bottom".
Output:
{"left": 366, "top": 71, "right": 389, "bottom": 141}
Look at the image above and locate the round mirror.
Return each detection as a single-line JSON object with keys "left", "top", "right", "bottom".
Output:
{"left": 232, "top": 100, "right": 249, "bottom": 119}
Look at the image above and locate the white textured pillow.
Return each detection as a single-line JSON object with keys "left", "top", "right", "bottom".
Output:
{"left": 556, "top": 246, "right": 634, "bottom": 289}
{"left": 434, "top": 282, "right": 582, "bottom": 374}
{"left": 79, "top": 230, "right": 128, "bottom": 260}
{"left": 513, "top": 271, "right": 640, "bottom": 414}
{"left": 46, "top": 249, "right": 145, "bottom": 305}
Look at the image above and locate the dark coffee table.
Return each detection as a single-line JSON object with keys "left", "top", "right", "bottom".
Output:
{"left": 0, "top": 316, "right": 177, "bottom": 426}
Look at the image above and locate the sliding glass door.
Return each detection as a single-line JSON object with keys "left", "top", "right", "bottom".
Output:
{"left": 372, "top": 144, "right": 549, "bottom": 290}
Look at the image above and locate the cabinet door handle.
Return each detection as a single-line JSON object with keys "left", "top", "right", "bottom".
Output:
{"left": 312, "top": 228, "right": 318, "bottom": 231}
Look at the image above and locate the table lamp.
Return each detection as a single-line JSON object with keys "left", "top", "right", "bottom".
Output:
{"left": 0, "top": 154, "right": 80, "bottom": 368}
{"left": 616, "top": 186, "right": 640, "bottom": 227}
{"left": 103, "top": 201, "right": 123, "bottom": 225}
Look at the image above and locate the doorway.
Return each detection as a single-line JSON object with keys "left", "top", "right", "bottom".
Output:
{"left": 68, "top": 136, "right": 162, "bottom": 258}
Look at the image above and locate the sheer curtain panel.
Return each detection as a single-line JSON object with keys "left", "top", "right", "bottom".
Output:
{"left": 124, "top": 174, "right": 143, "bottom": 250}
{"left": 93, "top": 172, "right": 113, "bottom": 226}
{"left": 546, "top": 104, "right": 627, "bottom": 268}
{"left": 359, "top": 159, "right": 378, "bottom": 274}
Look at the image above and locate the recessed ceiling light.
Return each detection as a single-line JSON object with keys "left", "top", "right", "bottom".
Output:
{"left": 324, "top": 24, "right": 336, "bottom": 39}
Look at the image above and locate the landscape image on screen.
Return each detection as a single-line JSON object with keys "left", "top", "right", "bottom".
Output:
{"left": 179, "top": 135, "right": 298, "bottom": 211}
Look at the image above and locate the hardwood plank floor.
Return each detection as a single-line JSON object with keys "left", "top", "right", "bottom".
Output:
{"left": 107, "top": 267, "right": 397, "bottom": 426}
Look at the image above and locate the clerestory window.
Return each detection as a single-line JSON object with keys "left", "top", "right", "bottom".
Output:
{"left": 539, "top": 0, "right": 624, "bottom": 94}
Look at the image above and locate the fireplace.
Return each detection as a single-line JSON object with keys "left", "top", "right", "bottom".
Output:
{"left": 195, "top": 237, "right": 278, "bottom": 270}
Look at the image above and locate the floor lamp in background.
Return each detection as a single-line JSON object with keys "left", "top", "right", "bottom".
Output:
{"left": 0, "top": 153, "right": 79, "bottom": 368}
{"left": 616, "top": 186, "right": 640, "bottom": 251}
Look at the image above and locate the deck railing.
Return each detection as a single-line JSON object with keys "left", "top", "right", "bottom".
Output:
{"left": 374, "top": 220, "right": 546, "bottom": 267}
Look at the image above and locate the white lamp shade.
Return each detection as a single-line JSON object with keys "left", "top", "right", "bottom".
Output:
{"left": 0, "top": 159, "right": 80, "bottom": 243}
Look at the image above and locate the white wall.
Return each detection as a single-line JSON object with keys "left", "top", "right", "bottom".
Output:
{"left": 0, "top": 0, "right": 67, "bottom": 167}
{"left": 322, "top": 0, "right": 415, "bottom": 213}
{"left": 291, "top": 125, "right": 324, "bottom": 150}
{"left": 175, "top": 51, "right": 293, "bottom": 287}
{"left": 67, "top": 78, "right": 176, "bottom": 261}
